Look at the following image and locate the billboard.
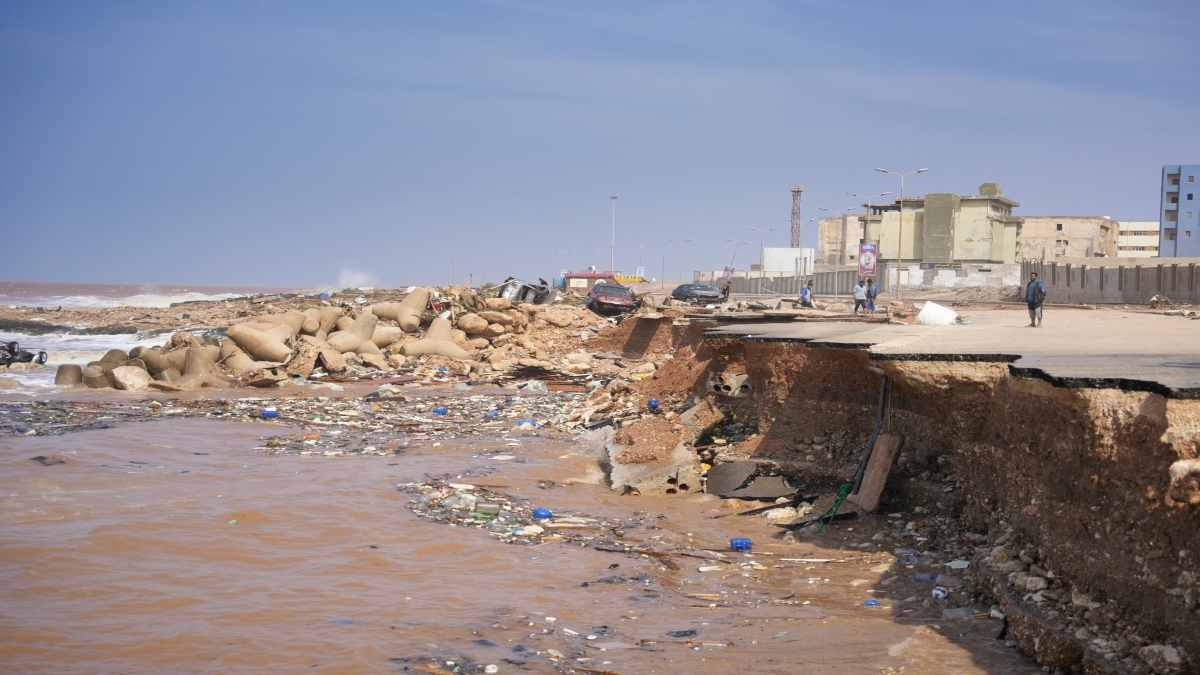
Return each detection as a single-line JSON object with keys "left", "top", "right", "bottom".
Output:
{"left": 858, "top": 244, "right": 877, "bottom": 277}
{"left": 721, "top": 266, "right": 735, "bottom": 283}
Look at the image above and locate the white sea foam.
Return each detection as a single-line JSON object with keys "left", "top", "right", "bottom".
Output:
{"left": 0, "top": 332, "right": 168, "bottom": 392}
{"left": 4, "top": 292, "right": 246, "bottom": 309}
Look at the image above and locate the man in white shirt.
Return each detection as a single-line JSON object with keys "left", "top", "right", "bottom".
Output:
{"left": 853, "top": 280, "right": 868, "bottom": 315}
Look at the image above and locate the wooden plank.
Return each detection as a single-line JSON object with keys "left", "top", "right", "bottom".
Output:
{"left": 847, "top": 433, "right": 903, "bottom": 513}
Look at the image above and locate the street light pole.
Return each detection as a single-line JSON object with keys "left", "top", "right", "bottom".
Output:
{"left": 669, "top": 239, "right": 690, "bottom": 283}
{"left": 592, "top": 246, "right": 605, "bottom": 273}
{"left": 875, "top": 167, "right": 929, "bottom": 302}
{"left": 748, "top": 227, "right": 775, "bottom": 296}
{"left": 610, "top": 196, "right": 617, "bottom": 275}
{"left": 726, "top": 239, "right": 750, "bottom": 267}
{"left": 556, "top": 249, "right": 571, "bottom": 277}
{"left": 631, "top": 243, "right": 650, "bottom": 276}
{"left": 819, "top": 207, "right": 857, "bottom": 300}
{"left": 505, "top": 253, "right": 516, "bottom": 279}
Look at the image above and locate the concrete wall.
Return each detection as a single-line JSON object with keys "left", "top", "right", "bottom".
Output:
{"left": 817, "top": 216, "right": 863, "bottom": 265}
{"left": 876, "top": 205, "right": 924, "bottom": 262}
{"left": 878, "top": 262, "right": 1022, "bottom": 291}
{"left": 922, "top": 193, "right": 957, "bottom": 263}
{"left": 1022, "top": 257, "right": 1200, "bottom": 304}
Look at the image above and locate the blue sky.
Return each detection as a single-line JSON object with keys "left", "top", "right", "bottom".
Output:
{"left": 2, "top": 1, "right": 1197, "bottom": 287}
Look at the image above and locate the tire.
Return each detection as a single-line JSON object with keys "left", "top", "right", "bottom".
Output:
{"left": 36, "top": 351, "right": 48, "bottom": 365}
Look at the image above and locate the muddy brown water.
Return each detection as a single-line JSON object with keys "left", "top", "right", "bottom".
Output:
{"left": 1, "top": 416, "right": 1041, "bottom": 674}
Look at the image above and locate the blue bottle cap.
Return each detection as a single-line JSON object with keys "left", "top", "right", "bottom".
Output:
{"left": 648, "top": 399, "right": 660, "bottom": 411}
{"left": 261, "top": 409, "right": 278, "bottom": 418}
{"left": 432, "top": 407, "right": 448, "bottom": 415}
{"left": 533, "top": 508, "right": 553, "bottom": 519}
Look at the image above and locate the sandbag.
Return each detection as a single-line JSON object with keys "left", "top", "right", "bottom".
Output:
{"left": 915, "top": 301, "right": 958, "bottom": 326}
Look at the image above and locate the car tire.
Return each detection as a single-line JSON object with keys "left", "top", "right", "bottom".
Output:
{"left": 36, "top": 351, "right": 48, "bottom": 365}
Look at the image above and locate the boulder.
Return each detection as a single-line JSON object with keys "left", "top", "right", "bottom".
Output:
{"left": 54, "top": 364, "right": 83, "bottom": 385}
{"left": 360, "top": 351, "right": 388, "bottom": 370}
{"left": 481, "top": 323, "right": 507, "bottom": 339}
{"left": 285, "top": 340, "right": 320, "bottom": 379}
{"left": 0, "top": 376, "right": 20, "bottom": 388}
{"left": 240, "top": 366, "right": 288, "bottom": 388}
{"left": 111, "top": 365, "right": 152, "bottom": 391}
{"left": 457, "top": 313, "right": 489, "bottom": 334}
{"left": 485, "top": 298, "right": 511, "bottom": 309}
{"left": 478, "top": 310, "right": 515, "bottom": 326}
{"left": 1138, "top": 645, "right": 1183, "bottom": 675}
{"left": 300, "top": 336, "right": 346, "bottom": 373}
{"left": 542, "top": 311, "right": 575, "bottom": 328}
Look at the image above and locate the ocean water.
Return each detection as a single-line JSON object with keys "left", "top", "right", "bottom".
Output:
{"left": 0, "top": 281, "right": 302, "bottom": 309}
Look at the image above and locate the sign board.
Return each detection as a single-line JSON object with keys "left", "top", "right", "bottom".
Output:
{"left": 721, "top": 266, "right": 736, "bottom": 283}
{"left": 635, "top": 267, "right": 645, "bottom": 279}
{"left": 858, "top": 244, "right": 877, "bottom": 276}
{"left": 919, "top": 262, "right": 962, "bottom": 270}
{"left": 568, "top": 278, "right": 588, "bottom": 288}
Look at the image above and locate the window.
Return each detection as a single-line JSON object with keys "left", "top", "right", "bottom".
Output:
{"left": 1188, "top": 212, "right": 1194, "bottom": 219}
{"left": 1134, "top": 246, "right": 1145, "bottom": 251}
{"left": 1188, "top": 193, "right": 1194, "bottom": 200}
{"left": 1167, "top": 211, "right": 1178, "bottom": 222}
{"left": 1169, "top": 196, "right": 1179, "bottom": 203}
{"left": 1187, "top": 231, "right": 1193, "bottom": 238}
{"left": 1056, "top": 223, "right": 1063, "bottom": 231}
{"left": 1190, "top": 175, "right": 1195, "bottom": 182}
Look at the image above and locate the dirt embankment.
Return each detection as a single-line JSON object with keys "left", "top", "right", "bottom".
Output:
{"left": 602, "top": 318, "right": 1200, "bottom": 673}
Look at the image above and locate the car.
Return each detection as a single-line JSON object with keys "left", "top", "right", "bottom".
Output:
{"left": 1, "top": 341, "right": 47, "bottom": 368}
{"left": 587, "top": 283, "right": 636, "bottom": 313}
{"left": 670, "top": 284, "right": 722, "bottom": 304}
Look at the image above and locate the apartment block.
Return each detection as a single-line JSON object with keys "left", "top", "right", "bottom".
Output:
{"left": 1160, "top": 164, "right": 1200, "bottom": 257}
{"left": 1116, "top": 222, "right": 1160, "bottom": 257}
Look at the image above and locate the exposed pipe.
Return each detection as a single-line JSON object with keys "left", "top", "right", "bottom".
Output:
{"left": 852, "top": 375, "right": 889, "bottom": 495}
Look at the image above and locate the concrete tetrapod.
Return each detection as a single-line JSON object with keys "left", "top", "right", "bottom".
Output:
{"left": 400, "top": 316, "right": 470, "bottom": 359}
{"left": 326, "top": 311, "right": 378, "bottom": 353}
{"left": 372, "top": 287, "right": 430, "bottom": 333}
{"left": 54, "top": 364, "right": 83, "bottom": 385}
{"left": 82, "top": 364, "right": 111, "bottom": 389}
{"left": 227, "top": 323, "right": 293, "bottom": 362}
{"left": 218, "top": 342, "right": 256, "bottom": 375}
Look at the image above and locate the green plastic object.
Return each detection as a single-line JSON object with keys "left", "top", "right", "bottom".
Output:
{"left": 816, "top": 483, "right": 852, "bottom": 533}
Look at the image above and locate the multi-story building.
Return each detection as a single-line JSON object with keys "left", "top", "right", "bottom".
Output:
{"left": 1018, "top": 216, "right": 1118, "bottom": 260}
{"left": 816, "top": 215, "right": 865, "bottom": 265}
{"left": 1116, "top": 222, "right": 1160, "bottom": 257}
{"left": 1160, "top": 164, "right": 1200, "bottom": 257}
{"left": 868, "top": 183, "right": 1023, "bottom": 264}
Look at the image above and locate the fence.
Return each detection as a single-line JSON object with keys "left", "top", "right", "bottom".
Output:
{"left": 1021, "top": 258, "right": 1200, "bottom": 304}
{"left": 714, "top": 269, "right": 861, "bottom": 297}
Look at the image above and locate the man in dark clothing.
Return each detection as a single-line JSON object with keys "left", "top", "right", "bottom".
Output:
{"left": 1025, "top": 272, "right": 1047, "bottom": 327}
{"left": 865, "top": 279, "right": 878, "bottom": 312}
{"left": 721, "top": 282, "right": 730, "bottom": 301}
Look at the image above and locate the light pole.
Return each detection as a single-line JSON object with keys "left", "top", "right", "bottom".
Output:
{"left": 610, "top": 196, "right": 617, "bottom": 275}
{"left": 819, "top": 207, "right": 857, "bottom": 300}
{"left": 726, "top": 239, "right": 749, "bottom": 267}
{"left": 748, "top": 227, "right": 776, "bottom": 296}
{"left": 448, "top": 259, "right": 458, "bottom": 287}
{"left": 592, "top": 246, "right": 605, "bottom": 273}
{"left": 505, "top": 253, "right": 516, "bottom": 279}
{"left": 631, "top": 243, "right": 650, "bottom": 277}
{"left": 556, "top": 249, "right": 571, "bottom": 276}
{"left": 875, "top": 167, "right": 929, "bottom": 301}
{"left": 669, "top": 239, "right": 690, "bottom": 283}
{"left": 848, "top": 191, "right": 891, "bottom": 278}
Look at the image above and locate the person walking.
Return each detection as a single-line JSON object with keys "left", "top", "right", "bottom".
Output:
{"left": 865, "top": 278, "right": 878, "bottom": 312}
{"left": 721, "top": 281, "right": 730, "bottom": 302}
{"left": 1025, "top": 271, "right": 1047, "bottom": 327}
{"left": 799, "top": 281, "right": 814, "bottom": 308}
{"left": 853, "top": 279, "right": 868, "bottom": 315}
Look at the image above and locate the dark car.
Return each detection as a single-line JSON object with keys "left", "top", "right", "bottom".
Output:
{"left": 587, "top": 284, "right": 636, "bottom": 313}
{"left": 1, "top": 341, "right": 47, "bottom": 368}
{"left": 670, "top": 284, "right": 722, "bottom": 304}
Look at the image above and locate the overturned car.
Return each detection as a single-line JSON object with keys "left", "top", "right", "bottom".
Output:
{"left": 496, "top": 277, "right": 556, "bottom": 305}
{"left": 2, "top": 341, "right": 48, "bottom": 368}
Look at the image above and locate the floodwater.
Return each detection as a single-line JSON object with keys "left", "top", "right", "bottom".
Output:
{"left": 0, "top": 416, "right": 1041, "bottom": 674}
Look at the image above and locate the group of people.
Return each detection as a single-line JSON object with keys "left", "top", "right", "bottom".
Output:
{"left": 735, "top": 271, "right": 1050, "bottom": 326}
{"left": 799, "top": 278, "right": 879, "bottom": 314}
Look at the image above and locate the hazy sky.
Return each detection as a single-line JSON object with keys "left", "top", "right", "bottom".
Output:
{"left": 2, "top": 1, "right": 1197, "bottom": 288}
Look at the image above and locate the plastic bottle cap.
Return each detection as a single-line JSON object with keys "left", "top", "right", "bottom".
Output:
{"left": 261, "top": 410, "right": 279, "bottom": 418}
{"left": 533, "top": 508, "right": 553, "bottom": 519}
{"left": 432, "top": 407, "right": 448, "bottom": 415}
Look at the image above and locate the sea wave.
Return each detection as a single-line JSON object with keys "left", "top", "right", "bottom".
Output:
{"left": 3, "top": 292, "right": 246, "bottom": 309}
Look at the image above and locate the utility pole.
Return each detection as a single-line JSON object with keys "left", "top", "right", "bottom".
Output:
{"left": 505, "top": 253, "right": 516, "bottom": 279}
{"left": 610, "top": 196, "right": 617, "bottom": 275}
{"left": 556, "top": 249, "right": 571, "bottom": 276}
{"left": 592, "top": 246, "right": 605, "bottom": 273}
{"left": 876, "top": 167, "right": 929, "bottom": 302}
{"left": 748, "top": 227, "right": 776, "bottom": 296}
{"left": 819, "top": 207, "right": 857, "bottom": 301}
{"left": 726, "top": 239, "right": 749, "bottom": 267}
{"left": 669, "top": 239, "right": 690, "bottom": 283}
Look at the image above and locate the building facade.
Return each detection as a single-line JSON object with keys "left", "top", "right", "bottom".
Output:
{"left": 1116, "top": 222, "right": 1160, "bottom": 257}
{"left": 816, "top": 216, "right": 864, "bottom": 265}
{"left": 1161, "top": 164, "right": 1200, "bottom": 257}
{"left": 868, "top": 183, "right": 1023, "bottom": 264}
{"left": 1018, "top": 216, "right": 1118, "bottom": 260}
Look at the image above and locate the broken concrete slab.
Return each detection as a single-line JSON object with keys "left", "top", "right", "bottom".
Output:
{"left": 721, "top": 475, "right": 797, "bottom": 500}
{"left": 704, "top": 461, "right": 757, "bottom": 495}
{"left": 847, "top": 433, "right": 903, "bottom": 513}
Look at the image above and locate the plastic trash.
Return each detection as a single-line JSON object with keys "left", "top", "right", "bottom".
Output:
{"left": 932, "top": 586, "right": 949, "bottom": 600}
{"left": 532, "top": 508, "right": 553, "bottom": 519}
{"left": 666, "top": 630, "right": 697, "bottom": 638}
{"left": 863, "top": 599, "right": 880, "bottom": 607}
{"left": 915, "top": 573, "right": 938, "bottom": 583}
{"left": 319, "top": 292, "right": 330, "bottom": 301}
{"left": 474, "top": 502, "right": 501, "bottom": 516}
{"left": 915, "top": 301, "right": 958, "bottom": 325}
{"left": 432, "top": 407, "right": 448, "bottom": 415}
{"left": 648, "top": 398, "right": 660, "bottom": 412}
{"left": 730, "top": 537, "right": 752, "bottom": 551}
{"left": 518, "top": 419, "right": 537, "bottom": 427}
{"left": 942, "top": 607, "right": 975, "bottom": 619}
{"left": 485, "top": 410, "right": 499, "bottom": 419}
{"left": 944, "top": 559, "right": 970, "bottom": 569}
{"left": 261, "top": 409, "right": 278, "bottom": 419}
